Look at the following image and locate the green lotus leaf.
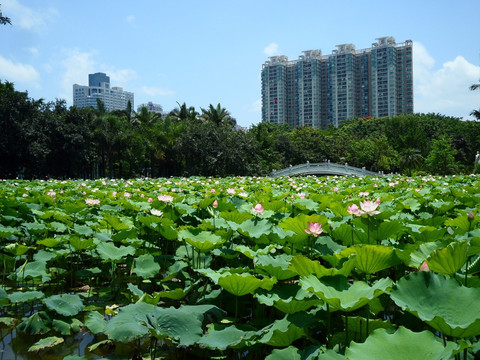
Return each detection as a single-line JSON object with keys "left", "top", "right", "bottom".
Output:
{"left": 345, "top": 327, "right": 457, "bottom": 359}
{"left": 69, "top": 236, "right": 95, "bottom": 251}
{"left": 391, "top": 271, "right": 480, "bottom": 337}
{"left": 409, "top": 225, "right": 446, "bottom": 243}
{"left": 255, "top": 283, "right": 323, "bottom": 314}
{"left": 63, "top": 356, "right": 88, "bottom": 360}
{"left": 255, "top": 254, "right": 297, "bottom": 280}
{"left": 17, "top": 311, "right": 51, "bottom": 335}
{"left": 22, "top": 222, "right": 47, "bottom": 233}
{"left": 426, "top": 240, "right": 468, "bottom": 274}
{"left": 218, "top": 273, "right": 276, "bottom": 296}
{"left": 10, "top": 261, "right": 51, "bottom": 283}
{"left": 289, "top": 255, "right": 356, "bottom": 278}
{"left": 43, "top": 294, "right": 84, "bottom": 316}
{"left": 402, "top": 241, "right": 446, "bottom": 268}
{"left": 49, "top": 221, "right": 67, "bottom": 233}
{"left": 179, "top": 229, "right": 225, "bottom": 253}
{"left": 353, "top": 244, "right": 397, "bottom": 274}
{"left": 445, "top": 214, "right": 473, "bottom": 233}
{"left": 95, "top": 241, "right": 135, "bottom": 261}
{"left": 374, "top": 220, "right": 406, "bottom": 241}
{"left": 0, "top": 317, "right": 16, "bottom": 327}
{"left": 300, "top": 275, "right": 392, "bottom": 312}
{"left": 147, "top": 306, "right": 204, "bottom": 346}
{"left": 28, "top": 336, "right": 64, "bottom": 352}
{"left": 266, "top": 345, "right": 323, "bottom": 360}
{"left": 279, "top": 214, "right": 329, "bottom": 238}
{"left": 84, "top": 310, "right": 107, "bottom": 335}
{"left": 4, "top": 243, "right": 32, "bottom": 256}
{"left": 155, "top": 284, "right": 192, "bottom": 300}
{"left": 52, "top": 318, "right": 82, "bottom": 335}
{"left": 9, "top": 290, "right": 44, "bottom": 303}
{"left": 317, "top": 349, "right": 346, "bottom": 359}
{"left": 197, "top": 325, "right": 246, "bottom": 351}
{"left": 104, "top": 302, "right": 154, "bottom": 343}
{"left": 133, "top": 253, "right": 160, "bottom": 279}
{"left": 0, "top": 225, "right": 20, "bottom": 237}
{"left": 258, "top": 316, "right": 305, "bottom": 347}
{"left": 73, "top": 223, "right": 94, "bottom": 236}
{"left": 344, "top": 316, "right": 395, "bottom": 343}
{"left": 37, "top": 237, "right": 62, "bottom": 247}
{"left": 293, "top": 198, "right": 319, "bottom": 211}
{"left": 33, "top": 249, "right": 57, "bottom": 262}
{"left": 220, "top": 211, "right": 253, "bottom": 224}
{"left": 234, "top": 244, "right": 278, "bottom": 259}
{"left": 237, "top": 218, "right": 272, "bottom": 239}
{"left": 102, "top": 215, "right": 133, "bottom": 231}
{"left": 401, "top": 197, "right": 421, "bottom": 212}
{"left": 157, "top": 218, "right": 178, "bottom": 240}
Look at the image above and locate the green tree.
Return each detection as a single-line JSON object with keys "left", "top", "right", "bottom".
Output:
{"left": 470, "top": 80, "right": 480, "bottom": 120}
{"left": 399, "top": 148, "right": 423, "bottom": 176}
{"left": 0, "top": 4, "right": 11, "bottom": 25}
{"left": 200, "top": 103, "right": 236, "bottom": 127}
{"left": 425, "top": 135, "right": 458, "bottom": 175}
{"left": 169, "top": 102, "right": 198, "bottom": 122}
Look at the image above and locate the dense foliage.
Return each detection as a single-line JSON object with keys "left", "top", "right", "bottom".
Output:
{"left": 1, "top": 80, "right": 480, "bottom": 180}
{"left": 1, "top": 175, "right": 480, "bottom": 359}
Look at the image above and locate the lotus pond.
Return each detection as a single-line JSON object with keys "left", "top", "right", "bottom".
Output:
{"left": 1, "top": 175, "right": 480, "bottom": 359}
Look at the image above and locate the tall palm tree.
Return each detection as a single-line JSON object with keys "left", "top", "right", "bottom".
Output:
{"left": 199, "top": 103, "right": 235, "bottom": 127}
{"left": 470, "top": 80, "right": 480, "bottom": 120}
{"left": 0, "top": 5, "right": 11, "bottom": 25}
{"left": 169, "top": 102, "right": 198, "bottom": 122}
{"left": 400, "top": 148, "right": 423, "bottom": 176}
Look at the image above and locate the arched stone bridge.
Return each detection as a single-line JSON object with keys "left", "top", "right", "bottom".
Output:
{"left": 270, "top": 161, "right": 383, "bottom": 177}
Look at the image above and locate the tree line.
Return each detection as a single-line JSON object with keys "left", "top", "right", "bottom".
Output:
{"left": 1, "top": 80, "right": 480, "bottom": 179}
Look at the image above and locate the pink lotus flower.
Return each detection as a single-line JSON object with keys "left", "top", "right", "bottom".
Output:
{"left": 347, "top": 203, "right": 360, "bottom": 215}
{"left": 212, "top": 200, "right": 218, "bottom": 208}
{"left": 420, "top": 261, "right": 430, "bottom": 272}
{"left": 298, "top": 193, "right": 306, "bottom": 199}
{"left": 85, "top": 198, "right": 100, "bottom": 206}
{"left": 158, "top": 194, "right": 174, "bottom": 203}
{"left": 252, "top": 203, "right": 264, "bottom": 215}
{"left": 358, "top": 198, "right": 381, "bottom": 216}
{"left": 150, "top": 209, "right": 163, "bottom": 217}
{"left": 305, "top": 222, "right": 323, "bottom": 237}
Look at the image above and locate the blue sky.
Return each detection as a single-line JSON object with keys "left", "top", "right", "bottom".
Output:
{"left": 1, "top": 0, "right": 479, "bottom": 128}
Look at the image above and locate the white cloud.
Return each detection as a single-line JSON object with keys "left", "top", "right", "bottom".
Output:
{"left": 0, "top": 55, "right": 40, "bottom": 86}
{"left": 413, "top": 42, "right": 480, "bottom": 119}
{"left": 126, "top": 15, "right": 136, "bottom": 24}
{"left": 264, "top": 43, "right": 279, "bottom": 57}
{"left": 251, "top": 99, "right": 261, "bottom": 112}
{"left": 3, "top": 0, "right": 58, "bottom": 32}
{"left": 140, "top": 86, "right": 175, "bottom": 97}
{"left": 59, "top": 49, "right": 138, "bottom": 102}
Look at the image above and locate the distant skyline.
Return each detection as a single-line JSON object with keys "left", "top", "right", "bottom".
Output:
{"left": 1, "top": 0, "right": 479, "bottom": 128}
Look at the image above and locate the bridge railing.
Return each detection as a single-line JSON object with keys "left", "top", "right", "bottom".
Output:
{"left": 271, "top": 161, "right": 383, "bottom": 177}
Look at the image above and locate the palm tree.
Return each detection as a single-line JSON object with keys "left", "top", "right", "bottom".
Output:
{"left": 199, "top": 103, "right": 236, "bottom": 127}
{"left": 470, "top": 80, "right": 480, "bottom": 120}
{"left": 169, "top": 102, "right": 198, "bottom": 122}
{"left": 0, "top": 5, "right": 11, "bottom": 25}
{"left": 400, "top": 148, "right": 423, "bottom": 176}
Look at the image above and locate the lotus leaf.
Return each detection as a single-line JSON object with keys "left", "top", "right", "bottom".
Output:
{"left": 133, "top": 253, "right": 160, "bottom": 279}
{"left": 95, "top": 241, "right": 135, "bottom": 261}
{"left": 17, "top": 311, "right": 51, "bottom": 335}
{"left": 266, "top": 345, "right": 322, "bottom": 360}
{"left": 220, "top": 211, "right": 253, "bottom": 224}
{"left": 218, "top": 273, "right": 276, "bottom": 296}
{"left": 102, "top": 215, "right": 133, "bottom": 231}
{"left": 33, "top": 249, "right": 57, "bottom": 262}
{"left": 69, "top": 236, "right": 95, "bottom": 251}
{"left": 426, "top": 240, "right": 468, "bottom": 274}
{"left": 9, "top": 290, "right": 44, "bottom": 303}
{"left": 237, "top": 218, "right": 272, "bottom": 239}
{"left": 43, "top": 294, "right": 84, "bottom": 316}
{"left": 289, "top": 255, "right": 356, "bottom": 278}
{"left": 146, "top": 306, "right": 205, "bottom": 346}
{"left": 255, "top": 284, "right": 323, "bottom": 314}
{"left": 28, "top": 336, "right": 64, "bottom": 352}
{"left": 198, "top": 325, "right": 246, "bottom": 350}
{"left": 179, "top": 229, "right": 225, "bottom": 253}
{"left": 391, "top": 271, "right": 480, "bottom": 337}
{"left": 84, "top": 310, "right": 107, "bottom": 335}
{"left": 255, "top": 254, "right": 297, "bottom": 280}
{"left": 104, "top": 302, "right": 154, "bottom": 343}
{"left": 352, "top": 244, "right": 396, "bottom": 274}
{"left": 52, "top": 318, "right": 82, "bottom": 335}
{"left": 10, "top": 261, "right": 51, "bottom": 282}
{"left": 345, "top": 327, "right": 457, "bottom": 359}
{"left": 301, "top": 275, "right": 392, "bottom": 312}
{"left": 258, "top": 316, "right": 305, "bottom": 347}
{"left": 4, "top": 243, "right": 32, "bottom": 256}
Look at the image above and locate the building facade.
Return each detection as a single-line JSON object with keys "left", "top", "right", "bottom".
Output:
{"left": 261, "top": 37, "right": 413, "bottom": 129}
{"left": 73, "top": 72, "right": 134, "bottom": 112}
{"left": 137, "top": 101, "right": 163, "bottom": 114}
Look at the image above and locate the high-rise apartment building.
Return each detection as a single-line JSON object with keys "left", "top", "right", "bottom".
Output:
{"left": 73, "top": 72, "right": 134, "bottom": 112}
{"left": 261, "top": 37, "right": 413, "bottom": 129}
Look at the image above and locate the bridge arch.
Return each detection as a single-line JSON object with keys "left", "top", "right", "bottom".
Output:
{"left": 270, "top": 161, "right": 383, "bottom": 177}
